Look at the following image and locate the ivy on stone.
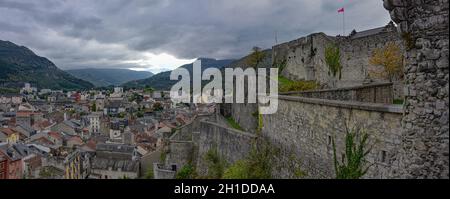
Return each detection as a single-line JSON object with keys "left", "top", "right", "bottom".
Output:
{"left": 274, "top": 59, "right": 287, "bottom": 73}
{"left": 325, "top": 44, "right": 342, "bottom": 79}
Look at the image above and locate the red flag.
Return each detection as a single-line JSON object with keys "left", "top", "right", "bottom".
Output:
{"left": 338, "top": 7, "right": 345, "bottom": 13}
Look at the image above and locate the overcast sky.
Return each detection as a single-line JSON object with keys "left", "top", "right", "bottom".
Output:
{"left": 0, "top": 0, "right": 391, "bottom": 73}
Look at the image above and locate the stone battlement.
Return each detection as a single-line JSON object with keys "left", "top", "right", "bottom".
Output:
{"left": 282, "top": 82, "right": 395, "bottom": 104}
{"left": 273, "top": 22, "right": 403, "bottom": 89}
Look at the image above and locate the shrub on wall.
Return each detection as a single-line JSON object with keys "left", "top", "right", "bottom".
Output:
{"left": 222, "top": 160, "right": 250, "bottom": 179}
{"left": 325, "top": 44, "right": 342, "bottom": 79}
{"left": 160, "top": 152, "right": 167, "bottom": 163}
{"left": 226, "top": 116, "right": 244, "bottom": 131}
{"left": 257, "top": 111, "right": 263, "bottom": 134}
{"left": 176, "top": 164, "right": 196, "bottom": 179}
{"left": 401, "top": 32, "right": 415, "bottom": 50}
{"left": 145, "top": 167, "right": 154, "bottom": 179}
{"left": 204, "top": 147, "right": 227, "bottom": 178}
{"left": 278, "top": 76, "right": 318, "bottom": 92}
{"left": 252, "top": 109, "right": 264, "bottom": 134}
{"left": 223, "top": 141, "right": 274, "bottom": 179}
{"left": 332, "top": 128, "right": 372, "bottom": 179}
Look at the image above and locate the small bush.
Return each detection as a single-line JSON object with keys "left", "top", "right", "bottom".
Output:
{"left": 223, "top": 160, "right": 249, "bottom": 179}
{"left": 145, "top": 167, "right": 154, "bottom": 179}
{"left": 160, "top": 152, "right": 167, "bottom": 163}
{"left": 226, "top": 116, "right": 244, "bottom": 131}
{"left": 223, "top": 142, "right": 273, "bottom": 179}
{"left": 257, "top": 111, "right": 263, "bottom": 133}
{"left": 204, "top": 148, "right": 226, "bottom": 179}
{"left": 176, "top": 164, "right": 196, "bottom": 179}
{"left": 393, "top": 99, "right": 404, "bottom": 105}
{"left": 332, "top": 128, "right": 372, "bottom": 179}
{"left": 278, "top": 76, "right": 318, "bottom": 92}
{"left": 251, "top": 110, "right": 264, "bottom": 133}
{"left": 401, "top": 32, "right": 415, "bottom": 50}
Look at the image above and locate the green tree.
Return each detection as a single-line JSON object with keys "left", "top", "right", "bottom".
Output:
{"left": 136, "top": 111, "right": 144, "bottom": 118}
{"left": 118, "top": 112, "right": 126, "bottom": 118}
{"left": 153, "top": 102, "right": 163, "bottom": 111}
{"left": 144, "top": 86, "right": 155, "bottom": 93}
{"left": 246, "top": 47, "right": 266, "bottom": 68}
{"left": 91, "top": 102, "right": 96, "bottom": 112}
{"left": 369, "top": 42, "right": 404, "bottom": 82}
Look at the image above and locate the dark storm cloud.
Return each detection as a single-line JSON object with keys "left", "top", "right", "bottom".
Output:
{"left": 0, "top": 0, "right": 391, "bottom": 72}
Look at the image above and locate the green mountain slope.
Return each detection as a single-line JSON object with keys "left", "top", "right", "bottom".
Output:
{"left": 66, "top": 68, "right": 153, "bottom": 87}
{"left": 123, "top": 58, "right": 235, "bottom": 90}
{"left": 0, "top": 40, "right": 94, "bottom": 90}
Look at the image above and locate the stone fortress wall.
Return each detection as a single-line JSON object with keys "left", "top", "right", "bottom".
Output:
{"left": 195, "top": 120, "right": 257, "bottom": 176}
{"left": 383, "top": 0, "right": 449, "bottom": 178}
{"left": 273, "top": 33, "right": 334, "bottom": 84}
{"left": 163, "top": 94, "right": 405, "bottom": 179}
{"left": 159, "top": 1, "right": 448, "bottom": 179}
{"left": 273, "top": 22, "right": 404, "bottom": 96}
{"left": 283, "top": 82, "right": 394, "bottom": 104}
{"left": 262, "top": 95, "right": 404, "bottom": 178}
{"left": 224, "top": 2, "right": 449, "bottom": 178}
{"left": 154, "top": 113, "right": 256, "bottom": 178}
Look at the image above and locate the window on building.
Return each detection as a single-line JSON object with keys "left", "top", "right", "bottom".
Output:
{"left": 171, "top": 164, "right": 177, "bottom": 172}
{"left": 381, "top": 151, "right": 387, "bottom": 163}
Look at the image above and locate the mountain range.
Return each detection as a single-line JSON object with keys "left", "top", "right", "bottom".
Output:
{"left": 122, "top": 58, "right": 236, "bottom": 90}
{"left": 0, "top": 40, "right": 265, "bottom": 91}
{"left": 66, "top": 68, "right": 153, "bottom": 87}
{"left": 0, "top": 40, "right": 94, "bottom": 90}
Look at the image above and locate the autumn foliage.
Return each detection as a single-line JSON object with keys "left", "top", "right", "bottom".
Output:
{"left": 369, "top": 42, "right": 404, "bottom": 82}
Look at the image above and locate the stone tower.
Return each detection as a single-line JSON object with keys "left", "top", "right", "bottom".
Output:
{"left": 384, "top": 0, "right": 449, "bottom": 178}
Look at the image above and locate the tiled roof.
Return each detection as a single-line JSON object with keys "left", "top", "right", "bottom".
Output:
{"left": 63, "top": 120, "right": 80, "bottom": 129}
{"left": 34, "top": 120, "right": 53, "bottom": 129}
{"left": 96, "top": 143, "right": 135, "bottom": 153}
{"left": 68, "top": 136, "right": 83, "bottom": 144}
{"left": 48, "top": 131, "right": 63, "bottom": 140}
{"left": 86, "top": 140, "right": 97, "bottom": 150}
{"left": 0, "top": 146, "right": 23, "bottom": 161}
{"left": 0, "top": 128, "right": 18, "bottom": 136}
{"left": 16, "top": 111, "right": 34, "bottom": 117}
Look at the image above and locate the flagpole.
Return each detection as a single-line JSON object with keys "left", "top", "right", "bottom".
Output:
{"left": 338, "top": 7, "right": 345, "bottom": 36}
{"left": 343, "top": 10, "right": 345, "bottom": 36}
